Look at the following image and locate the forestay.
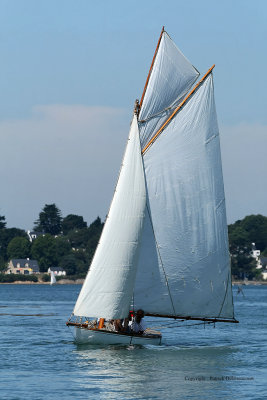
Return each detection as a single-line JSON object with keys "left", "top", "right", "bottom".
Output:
{"left": 135, "top": 75, "right": 234, "bottom": 320}
{"left": 73, "top": 116, "right": 146, "bottom": 320}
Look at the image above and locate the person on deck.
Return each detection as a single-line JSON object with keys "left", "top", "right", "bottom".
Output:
{"left": 122, "top": 311, "right": 133, "bottom": 333}
{"left": 130, "top": 309, "right": 146, "bottom": 334}
{"left": 114, "top": 319, "right": 123, "bottom": 332}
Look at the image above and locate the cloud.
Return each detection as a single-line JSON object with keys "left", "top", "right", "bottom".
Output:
{"left": 0, "top": 107, "right": 266, "bottom": 230}
{"left": 0, "top": 105, "right": 129, "bottom": 229}
{"left": 220, "top": 123, "right": 267, "bottom": 223}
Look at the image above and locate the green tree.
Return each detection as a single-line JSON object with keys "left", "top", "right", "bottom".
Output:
{"left": 88, "top": 216, "right": 103, "bottom": 234}
{"left": 66, "top": 216, "right": 103, "bottom": 256}
{"left": 31, "top": 234, "right": 57, "bottom": 272}
{"left": 85, "top": 216, "right": 104, "bottom": 262}
{"left": 62, "top": 214, "right": 87, "bottom": 235}
{"left": 0, "top": 215, "right": 6, "bottom": 229}
{"left": 34, "top": 204, "right": 62, "bottom": 235}
{"left": 7, "top": 237, "right": 31, "bottom": 259}
{"left": 54, "top": 236, "right": 72, "bottom": 259}
{"left": 241, "top": 214, "right": 267, "bottom": 251}
{"left": 59, "top": 254, "right": 79, "bottom": 275}
{"left": 0, "top": 228, "right": 27, "bottom": 264}
{"left": 60, "top": 217, "right": 103, "bottom": 275}
{"left": 67, "top": 227, "right": 91, "bottom": 249}
{"left": 228, "top": 214, "right": 267, "bottom": 280}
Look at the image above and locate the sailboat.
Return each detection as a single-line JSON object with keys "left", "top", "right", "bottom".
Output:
{"left": 66, "top": 27, "right": 238, "bottom": 345}
{"left": 50, "top": 271, "right": 56, "bottom": 285}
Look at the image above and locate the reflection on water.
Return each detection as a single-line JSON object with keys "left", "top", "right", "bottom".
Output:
{"left": 73, "top": 344, "right": 239, "bottom": 400}
{"left": 0, "top": 284, "right": 265, "bottom": 400}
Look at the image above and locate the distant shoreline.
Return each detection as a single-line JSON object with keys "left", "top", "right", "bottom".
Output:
{"left": 0, "top": 279, "right": 85, "bottom": 285}
{"left": 1, "top": 279, "right": 266, "bottom": 285}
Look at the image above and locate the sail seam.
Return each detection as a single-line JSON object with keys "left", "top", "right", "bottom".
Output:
{"left": 205, "top": 133, "right": 219, "bottom": 144}
{"left": 215, "top": 198, "right": 225, "bottom": 210}
{"left": 145, "top": 203, "right": 177, "bottom": 316}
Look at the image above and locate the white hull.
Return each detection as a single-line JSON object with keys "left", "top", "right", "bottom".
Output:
{"left": 74, "top": 327, "right": 162, "bottom": 346}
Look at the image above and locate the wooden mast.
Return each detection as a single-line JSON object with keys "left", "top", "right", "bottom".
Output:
{"left": 139, "top": 26, "right": 165, "bottom": 109}
{"left": 141, "top": 64, "right": 215, "bottom": 154}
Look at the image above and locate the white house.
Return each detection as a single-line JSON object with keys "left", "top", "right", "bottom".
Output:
{"left": 47, "top": 267, "right": 66, "bottom": 276}
{"left": 27, "top": 231, "right": 44, "bottom": 243}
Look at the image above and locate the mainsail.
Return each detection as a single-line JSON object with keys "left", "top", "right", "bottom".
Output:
{"left": 72, "top": 29, "right": 236, "bottom": 324}
{"left": 135, "top": 74, "right": 234, "bottom": 320}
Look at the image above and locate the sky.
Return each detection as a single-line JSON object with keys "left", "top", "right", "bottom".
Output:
{"left": 0, "top": 0, "right": 266, "bottom": 230}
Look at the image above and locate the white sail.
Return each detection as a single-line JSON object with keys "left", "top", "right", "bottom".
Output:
{"left": 50, "top": 271, "right": 56, "bottom": 285}
{"left": 139, "top": 31, "right": 199, "bottom": 149}
{"left": 73, "top": 116, "right": 146, "bottom": 320}
{"left": 69, "top": 30, "right": 236, "bottom": 334}
{"left": 133, "top": 206, "right": 174, "bottom": 315}
{"left": 140, "top": 74, "right": 234, "bottom": 320}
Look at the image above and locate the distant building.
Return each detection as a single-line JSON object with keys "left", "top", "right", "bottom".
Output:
{"left": 250, "top": 243, "right": 261, "bottom": 259}
{"left": 47, "top": 267, "right": 66, "bottom": 276}
{"left": 6, "top": 258, "right": 40, "bottom": 275}
{"left": 250, "top": 243, "right": 267, "bottom": 280}
{"left": 27, "top": 231, "right": 44, "bottom": 242}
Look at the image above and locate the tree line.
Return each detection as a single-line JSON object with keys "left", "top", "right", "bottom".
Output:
{"left": 228, "top": 214, "right": 267, "bottom": 280}
{"left": 0, "top": 206, "right": 267, "bottom": 279}
{"left": 0, "top": 204, "right": 103, "bottom": 276}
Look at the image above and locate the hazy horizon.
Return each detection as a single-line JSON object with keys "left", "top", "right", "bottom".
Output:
{"left": 1, "top": 0, "right": 266, "bottom": 230}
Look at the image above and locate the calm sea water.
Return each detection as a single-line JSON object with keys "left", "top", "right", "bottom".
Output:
{"left": 0, "top": 284, "right": 266, "bottom": 400}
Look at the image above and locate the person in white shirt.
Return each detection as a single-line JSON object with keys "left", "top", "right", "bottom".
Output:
{"left": 130, "top": 309, "right": 146, "bottom": 334}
